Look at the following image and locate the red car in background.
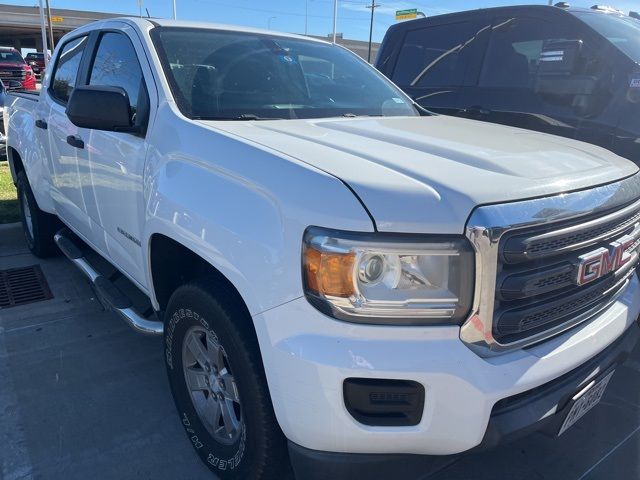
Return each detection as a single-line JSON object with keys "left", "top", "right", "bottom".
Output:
{"left": 25, "top": 52, "right": 48, "bottom": 77}
{"left": 0, "top": 47, "right": 36, "bottom": 90}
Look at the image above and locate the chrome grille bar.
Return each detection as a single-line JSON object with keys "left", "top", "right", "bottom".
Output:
{"left": 503, "top": 197, "right": 640, "bottom": 263}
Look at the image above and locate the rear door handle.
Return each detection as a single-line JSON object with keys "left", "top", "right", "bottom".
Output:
{"left": 35, "top": 119, "right": 47, "bottom": 129}
{"left": 66, "top": 135, "right": 84, "bottom": 149}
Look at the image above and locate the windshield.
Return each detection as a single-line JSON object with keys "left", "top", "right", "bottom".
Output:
{"left": 0, "top": 51, "right": 25, "bottom": 64}
{"left": 152, "top": 27, "right": 418, "bottom": 120}
{"left": 574, "top": 11, "right": 640, "bottom": 63}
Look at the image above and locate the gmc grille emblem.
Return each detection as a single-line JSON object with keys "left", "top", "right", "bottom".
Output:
{"left": 576, "top": 233, "right": 637, "bottom": 286}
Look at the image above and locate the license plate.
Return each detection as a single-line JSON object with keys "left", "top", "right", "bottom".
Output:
{"left": 558, "top": 370, "right": 615, "bottom": 436}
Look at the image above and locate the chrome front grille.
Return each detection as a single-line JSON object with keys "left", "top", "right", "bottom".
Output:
{"left": 495, "top": 216, "right": 640, "bottom": 344}
{"left": 0, "top": 69, "right": 26, "bottom": 81}
{"left": 462, "top": 174, "right": 640, "bottom": 357}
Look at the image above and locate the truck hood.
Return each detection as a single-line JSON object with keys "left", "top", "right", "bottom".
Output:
{"left": 200, "top": 115, "right": 638, "bottom": 234}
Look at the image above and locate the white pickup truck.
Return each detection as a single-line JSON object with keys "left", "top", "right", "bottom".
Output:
{"left": 5, "top": 17, "right": 640, "bottom": 480}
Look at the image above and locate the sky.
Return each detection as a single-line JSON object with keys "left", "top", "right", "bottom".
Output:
{"left": 3, "top": 0, "right": 640, "bottom": 42}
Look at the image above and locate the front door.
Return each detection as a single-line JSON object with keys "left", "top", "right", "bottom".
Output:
{"left": 79, "top": 25, "right": 154, "bottom": 286}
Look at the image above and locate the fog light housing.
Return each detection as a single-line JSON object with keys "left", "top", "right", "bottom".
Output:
{"left": 343, "top": 378, "right": 425, "bottom": 427}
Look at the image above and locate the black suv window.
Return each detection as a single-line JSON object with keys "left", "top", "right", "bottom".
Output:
{"left": 50, "top": 36, "right": 88, "bottom": 103}
{"left": 89, "top": 32, "right": 147, "bottom": 123}
{"left": 392, "top": 22, "right": 486, "bottom": 88}
{"left": 480, "top": 17, "right": 593, "bottom": 89}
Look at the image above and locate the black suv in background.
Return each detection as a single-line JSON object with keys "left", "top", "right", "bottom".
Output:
{"left": 377, "top": 5, "right": 640, "bottom": 164}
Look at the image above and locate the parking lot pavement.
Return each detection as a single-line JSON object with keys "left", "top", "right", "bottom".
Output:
{"left": 0, "top": 221, "right": 638, "bottom": 480}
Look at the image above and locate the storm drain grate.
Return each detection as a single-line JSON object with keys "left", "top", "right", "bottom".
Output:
{"left": 0, "top": 265, "right": 53, "bottom": 309}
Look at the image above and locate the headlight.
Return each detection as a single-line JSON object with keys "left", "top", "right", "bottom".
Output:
{"left": 302, "top": 227, "right": 475, "bottom": 325}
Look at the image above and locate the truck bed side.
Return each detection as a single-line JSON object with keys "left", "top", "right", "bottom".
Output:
{"left": 4, "top": 90, "right": 56, "bottom": 214}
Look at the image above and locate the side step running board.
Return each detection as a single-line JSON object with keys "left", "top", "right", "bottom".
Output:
{"left": 54, "top": 229, "right": 163, "bottom": 336}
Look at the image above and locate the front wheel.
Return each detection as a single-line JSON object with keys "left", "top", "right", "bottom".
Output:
{"left": 164, "top": 279, "right": 289, "bottom": 479}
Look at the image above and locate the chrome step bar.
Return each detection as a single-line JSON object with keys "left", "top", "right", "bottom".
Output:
{"left": 54, "top": 229, "right": 163, "bottom": 336}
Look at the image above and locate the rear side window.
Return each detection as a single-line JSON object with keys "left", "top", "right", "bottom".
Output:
{"left": 50, "top": 36, "right": 88, "bottom": 103}
{"left": 392, "top": 22, "right": 484, "bottom": 88}
{"left": 88, "top": 32, "right": 146, "bottom": 121}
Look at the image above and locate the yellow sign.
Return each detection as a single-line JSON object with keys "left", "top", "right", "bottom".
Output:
{"left": 50, "top": 16, "right": 64, "bottom": 23}
{"left": 396, "top": 9, "right": 417, "bottom": 20}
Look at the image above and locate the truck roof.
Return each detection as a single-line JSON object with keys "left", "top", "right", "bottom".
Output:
{"left": 385, "top": 4, "right": 628, "bottom": 32}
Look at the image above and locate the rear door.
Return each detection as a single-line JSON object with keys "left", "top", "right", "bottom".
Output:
{"left": 458, "top": 11, "right": 619, "bottom": 147}
{"left": 79, "top": 25, "right": 154, "bottom": 286}
{"left": 385, "top": 18, "right": 491, "bottom": 115}
{"left": 44, "top": 34, "right": 93, "bottom": 239}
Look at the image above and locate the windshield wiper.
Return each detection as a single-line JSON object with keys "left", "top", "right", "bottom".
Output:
{"left": 341, "top": 113, "right": 384, "bottom": 118}
{"left": 193, "top": 114, "right": 285, "bottom": 121}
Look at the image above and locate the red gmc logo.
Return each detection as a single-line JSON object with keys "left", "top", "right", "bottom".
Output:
{"left": 576, "top": 234, "right": 637, "bottom": 286}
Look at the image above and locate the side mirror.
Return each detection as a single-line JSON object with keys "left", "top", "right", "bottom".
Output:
{"left": 66, "top": 85, "right": 137, "bottom": 132}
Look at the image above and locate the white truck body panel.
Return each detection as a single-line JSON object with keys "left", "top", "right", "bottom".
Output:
{"left": 4, "top": 16, "right": 640, "bottom": 459}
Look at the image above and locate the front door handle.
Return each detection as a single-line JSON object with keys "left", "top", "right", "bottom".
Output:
{"left": 66, "top": 135, "right": 84, "bottom": 149}
{"left": 35, "top": 119, "right": 48, "bottom": 129}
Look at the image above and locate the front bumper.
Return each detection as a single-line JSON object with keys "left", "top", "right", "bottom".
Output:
{"left": 287, "top": 321, "right": 639, "bottom": 480}
{"left": 253, "top": 274, "right": 640, "bottom": 458}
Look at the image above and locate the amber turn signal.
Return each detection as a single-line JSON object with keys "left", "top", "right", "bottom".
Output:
{"left": 303, "top": 246, "right": 356, "bottom": 298}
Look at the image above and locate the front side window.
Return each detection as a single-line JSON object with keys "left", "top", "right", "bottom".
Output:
{"left": 152, "top": 27, "right": 418, "bottom": 120}
{"left": 392, "top": 22, "right": 487, "bottom": 88}
{"left": 480, "top": 17, "right": 583, "bottom": 89}
{"left": 50, "top": 36, "right": 88, "bottom": 103}
{"left": 574, "top": 11, "right": 640, "bottom": 64}
{"left": 89, "top": 32, "right": 146, "bottom": 122}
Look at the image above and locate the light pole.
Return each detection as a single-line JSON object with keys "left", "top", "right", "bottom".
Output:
{"left": 366, "top": 1, "right": 380, "bottom": 63}
{"left": 332, "top": 0, "right": 338, "bottom": 43}
{"left": 37, "top": 0, "right": 49, "bottom": 68}
{"left": 173, "top": 0, "right": 177, "bottom": 19}
{"left": 268, "top": 16, "right": 277, "bottom": 29}
{"left": 304, "top": 0, "right": 308, "bottom": 35}
{"left": 45, "top": 0, "right": 54, "bottom": 52}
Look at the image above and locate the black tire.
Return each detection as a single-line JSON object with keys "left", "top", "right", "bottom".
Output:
{"left": 16, "top": 170, "right": 60, "bottom": 258}
{"left": 164, "top": 278, "right": 289, "bottom": 480}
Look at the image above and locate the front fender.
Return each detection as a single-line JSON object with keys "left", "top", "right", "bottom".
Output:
{"left": 141, "top": 112, "right": 373, "bottom": 315}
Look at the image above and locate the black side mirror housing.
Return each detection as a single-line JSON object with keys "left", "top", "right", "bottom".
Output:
{"left": 66, "top": 85, "right": 137, "bottom": 133}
